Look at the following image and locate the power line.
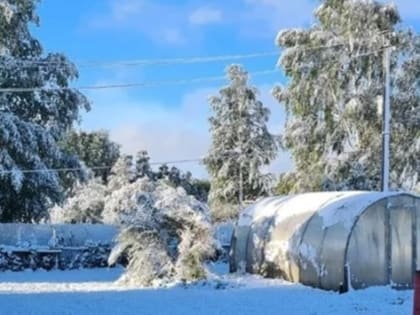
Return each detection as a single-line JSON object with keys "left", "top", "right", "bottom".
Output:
{"left": 0, "top": 158, "right": 205, "bottom": 175}
{"left": 0, "top": 51, "right": 279, "bottom": 69}
{"left": 0, "top": 69, "right": 279, "bottom": 93}
{"left": 0, "top": 47, "right": 394, "bottom": 93}
{"left": 0, "top": 149, "right": 369, "bottom": 175}
{"left": 0, "top": 31, "right": 394, "bottom": 70}
{"left": 80, "top": 52, "right": 279, "bottom": 68}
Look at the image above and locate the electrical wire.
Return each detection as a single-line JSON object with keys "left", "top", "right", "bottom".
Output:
{"left": 0, "top": 158, "right": 205, "bottom": 175}
{"left": 0, "top": 69, "right": 279, "bottom": 93}
{"left": 0, "top": 46, "right": 393, "bottom": 93}
{"left": 0, "top": 51, "right": 279, "bottom": 69}
{"left": 0, "top": 30, "right": 394, "bottom": 70}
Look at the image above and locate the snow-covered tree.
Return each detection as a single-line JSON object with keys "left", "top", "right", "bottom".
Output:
{"left": 48, "top": 151, "right": 211, "bottom": 225}
{"left": 0, "top": 0, "right": 89, "bottom": 222}
{"left": 107, "top": 179, "right": 214, "bottom": 286}
{"left": 135, "top": 150, "right": 153, "bottom": 179}
{"left": 155, "top": 164, "right": 209, "bottom": 202}
{"left": 107, "top": 155, "right": 136, "bottom": 192}
{"left": 204, "top": 64, "right": 278, "bottom": 221}
{"left": 49, "top": 178, "right": 106, "bottom": 224}
{"left": 156, "top": 164, "right": 170, "bottom": 180}
{"left": 102, "top": 178, "right": 156, "bottom": 225}
{"left": 61, "top": 130, "right": 120, "bottom": 184}
{"left": 274, "top": 0, "right": 420, "bottom": 193}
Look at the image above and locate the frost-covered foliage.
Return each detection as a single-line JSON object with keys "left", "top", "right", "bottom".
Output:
{"left": 0, "top": 244, "right": 113, "bottom": 271}
{"left": 0, "top": 0, "right": 89, "bottom": 222}
{"left": 204, "top": 65, "right": 278, "bottom": 221}
{"left": 274, "top": 0, "right": 420, "bottom": 193}
{"left": 135, "top": 150, "right": 153, "bottom": 179}
{"left": 49, "top": 178, "right": 106, "bottom": 224}
{"left": 107, "top": 155, "right": 137, "bottom": 192}
{"left": 107, "top": 179, "right": 214, "bottom": 287}
{"left": 102, "top": 178, "right": 156, "bottom": 225}
{"left": 156, "top": 165, "right": 210, "bottom": 202}
{"left": 48, "top": 153, "right": 210, "bottom": 225}
{"left": 136, "top": 151, "right": 210, "bottom": 202}
{"left": 49, "top": 155, "right": 215, "bottom": 286}
{"left": 61, "top": 130, "right": 120, "bottom": 184}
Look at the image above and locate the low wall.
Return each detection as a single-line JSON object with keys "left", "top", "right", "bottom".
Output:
{"left": 0, "top": 224, "right": 119, "bottom": 271}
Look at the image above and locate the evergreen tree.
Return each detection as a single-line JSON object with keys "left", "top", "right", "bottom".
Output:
{"left": 61, "top": 130, "right": 120, "bottom": 184}
{"left": 189, "top": 179, "right": 210, "bottom": 202}
{"left": 156, "top": 164, "right": 170, "bottom": 180}
{"left": 135, "top": 150, "right": 153, "bottom": 179}
{"left": 168, "top": 166, "right": 181, "bottom": 187}
{"left": 204, "top": 64, "right": 278, "bottom": 221}
{"left": 273, "top": 0, "right": 420, "bottom": 193}
{"left": 0, "top": 0, "right": 89, "bottom": 222}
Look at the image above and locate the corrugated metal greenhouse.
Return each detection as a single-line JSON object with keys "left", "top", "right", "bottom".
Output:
{"left": 229, "top": 191, "right": 420, "bottom": 291}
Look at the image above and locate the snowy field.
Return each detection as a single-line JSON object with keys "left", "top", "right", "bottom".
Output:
{"left": 0, "top": 264, "right": 413, "bottom": 315}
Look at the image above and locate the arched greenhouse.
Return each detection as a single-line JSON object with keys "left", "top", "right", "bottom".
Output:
{"left": 229, "top": 191, "right": 420, "bottom": 291}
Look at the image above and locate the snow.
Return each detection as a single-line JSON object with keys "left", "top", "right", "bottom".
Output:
{"left": 0, "top": 224, "right": 118, "bottom": 247}
{"left": 238, "top": 191, "right": 412, "bottom": 231}
{"left": 237, "top": 196, "right": 288, "bottom": 226}
{"left": 0, "top": 266, "right": 413, "bottom": 314}
{"left": 318, "top": 191, "right": 401, "bottom": 230}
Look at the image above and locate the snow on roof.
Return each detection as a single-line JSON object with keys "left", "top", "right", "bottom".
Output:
{"left": 238, "top": 191, "right": 412, "bottom": 231}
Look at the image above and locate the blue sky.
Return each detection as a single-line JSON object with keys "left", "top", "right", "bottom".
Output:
{"left": 32, "top": 0, "right": 420, "bottom": 178}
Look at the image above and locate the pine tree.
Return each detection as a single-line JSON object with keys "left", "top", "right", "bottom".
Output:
{"left": 204, "top": 64, "right": 278, "bottom": 221}
{"left": 274, "top": 0, "right": 420, "bottom": 193}
{"left": 135, "top": 150, "right": 153, "bottom": 180}
{"left": 168, "top": 166, "right": 181, "bottom": 186}
{"left": 0, "top": 0, "right": 89, "bottom": 222}
{"left": 156, "top": 164, "right": 170, "bottom": 180}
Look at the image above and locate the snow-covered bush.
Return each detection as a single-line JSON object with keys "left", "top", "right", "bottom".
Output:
{"left": 102, "top": 178, "right": 156, "bottom": 225}
{"left": 0, "top": 247, "right": 113, "bottom": 272}
{"left": 49, "top": 178, "right": 106, "bottom": 224}
{"left": 107, "top": 178, "right": 214, "bottom": 287}
{"left": 66, "top": 244, "right": 112, "bottom": 269}
{"left": 208, "top": 202, "right": 239, "bottom": 223}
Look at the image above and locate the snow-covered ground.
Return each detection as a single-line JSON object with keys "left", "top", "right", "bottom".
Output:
{"left": 0, "top": 264, "right": 413, "bottom": 315}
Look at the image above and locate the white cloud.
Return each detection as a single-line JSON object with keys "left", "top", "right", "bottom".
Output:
{"left": 241, "top": 0, "right": 420, "bottom": 39}
{"left": 81, "top": 85, "right": 293, "bottom": 179}
{"left": 89, "top": 0, "right": 187, "bottom": 45}
{"left": 189, "top": 7, "right": 222, "bottom": 26}
{"left": 88, "top": 1, "right": 223, "bottom": 45}
{"left": 109, "top": 0, "right": 144, "bottom": 22}
{"left": 239, "top": 0, "right": 315, "bottom": 38}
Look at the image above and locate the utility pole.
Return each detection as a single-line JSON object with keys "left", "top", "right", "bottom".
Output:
{"left": 381, "top": 46, "right": 391, "bottom": 192}
{"left": 239, "top": 166, "right": 244, "bottom": 209}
